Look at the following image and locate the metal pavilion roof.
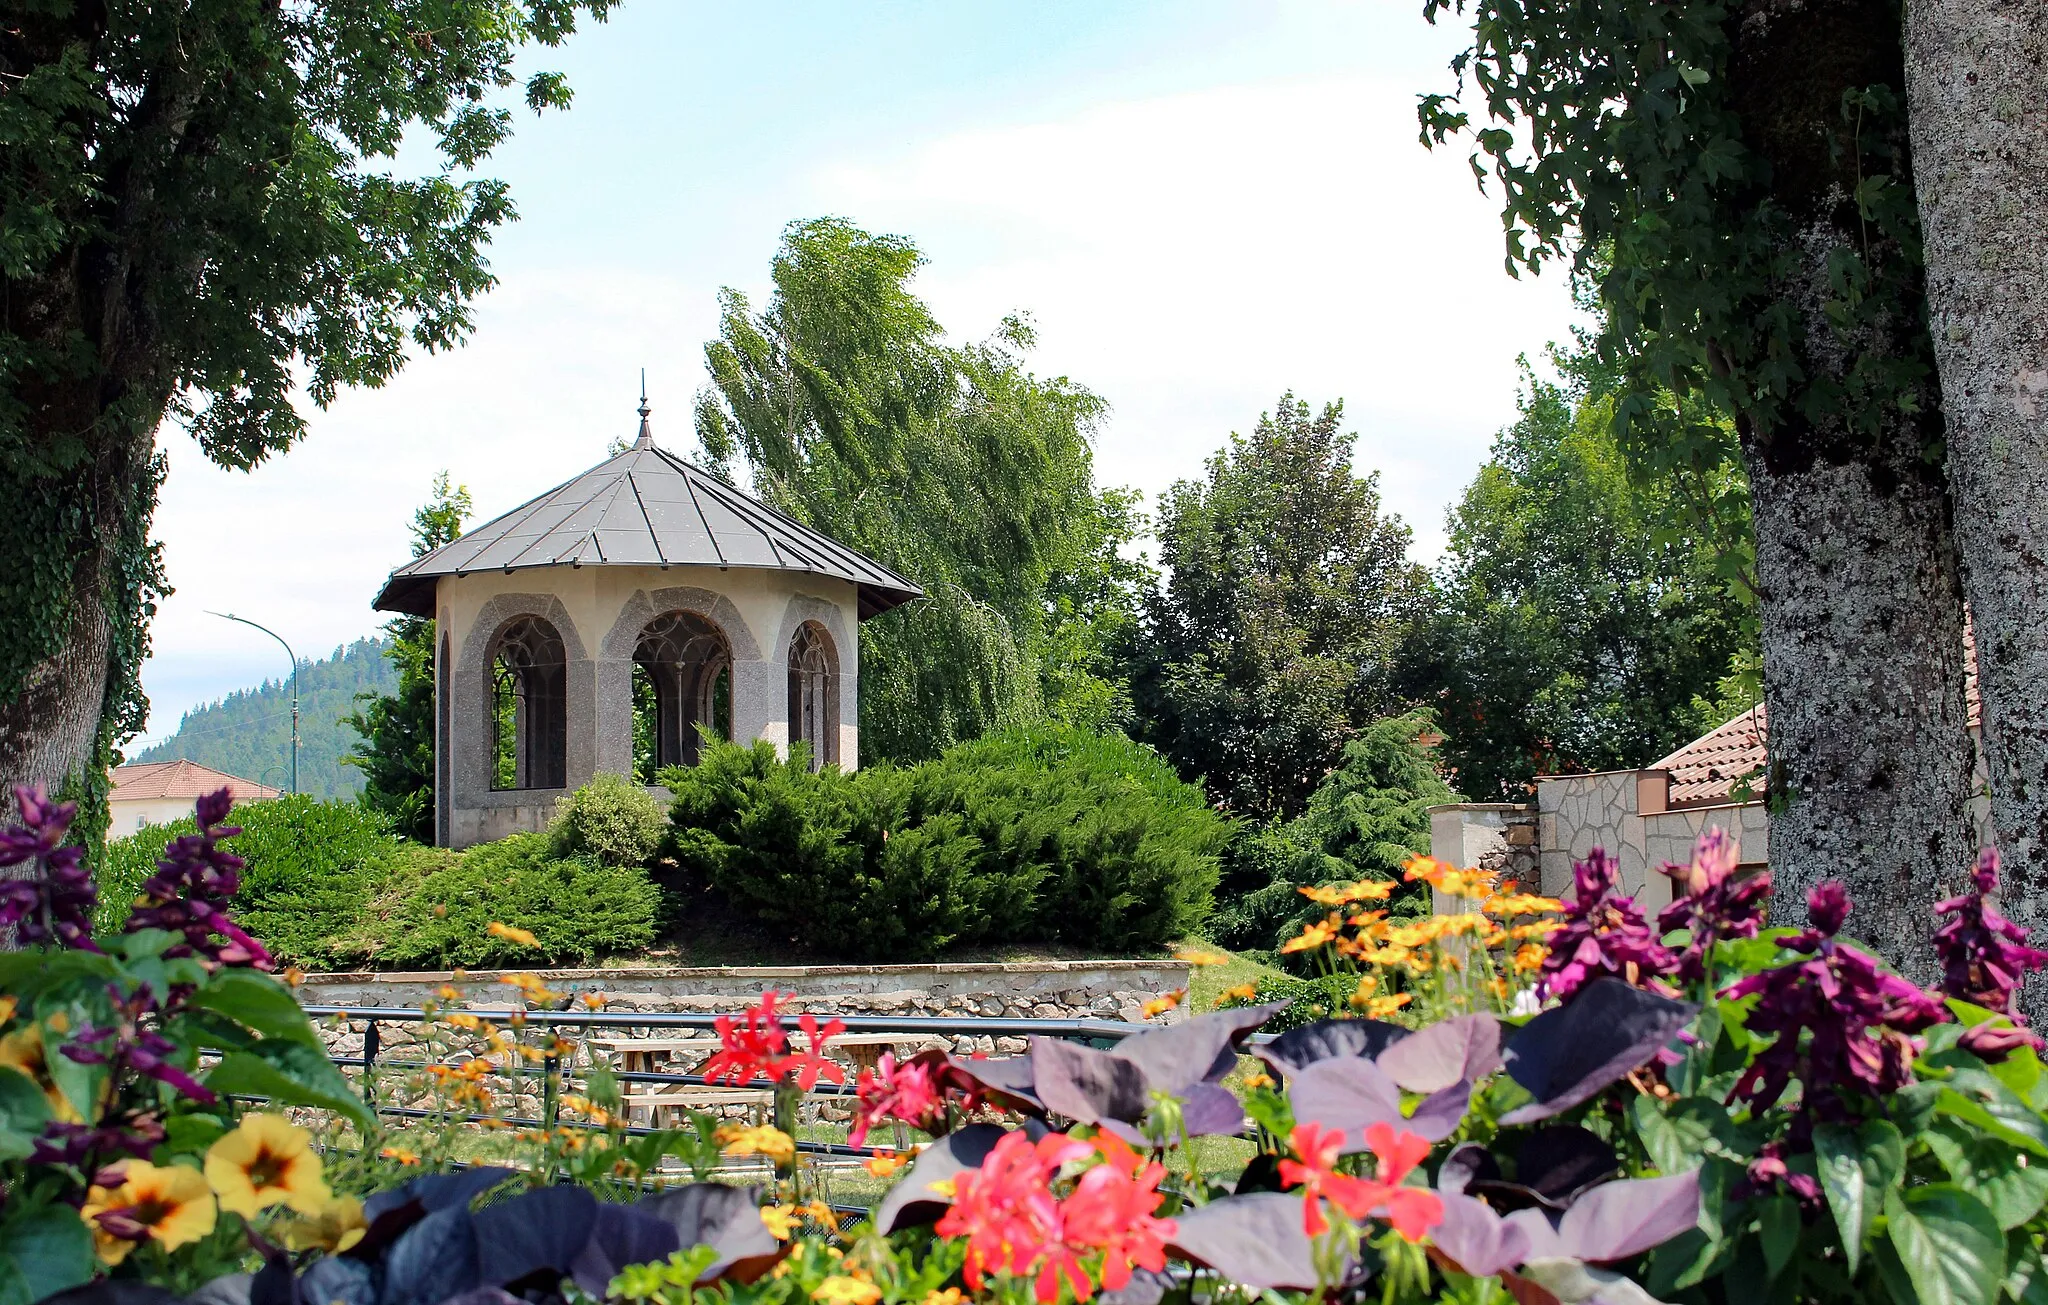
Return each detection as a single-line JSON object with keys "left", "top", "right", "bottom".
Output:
{"left": 371, "top": 409, "right": 922, "bottom": 620}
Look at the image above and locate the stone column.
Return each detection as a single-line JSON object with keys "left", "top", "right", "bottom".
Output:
{"left": 730, "top": 657, "right": 786, "bottom": 755}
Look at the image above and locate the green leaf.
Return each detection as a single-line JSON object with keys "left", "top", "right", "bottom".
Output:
{"left": 38, "top": 1010, "right": 106, "bottom": 1126}
{"left": 0, "top": 1069, "right": 52, "bottom": 1162}
{"left": 2005, "top": 1230, "right": 2048, "bottom": 1305}
{"left": 161, "top": 1112, "right": 228, "bottom": 1157}
{"left": 1816, "top": 1119, "right": 1904, "bottom": 1271}
{"left": 190, "top": 969, "right": 320, "bottom": 1046}
{"left": 1884, "top": 1185, "right": 2004, "bottom": 1305}
{"left": 1938, "top": 1071, "right": 2048, "bottom": 1159}
{"left": 1632, "top": 1093, "right": 1718, "bottom": 1173}
{"left": 0, "top": 1205, "right": 93, "bottom": 1304}
{"left": 1756, "top": 1192, "right": 1799, "bottom": 1281}
{"left": 1924, "top": 1120, "right": 2048, "bottom": 1230}
{"left": 205, "top": 1042, "right": 373, "bottom": 1132}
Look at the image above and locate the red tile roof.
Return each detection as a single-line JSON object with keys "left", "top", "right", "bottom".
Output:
{"left": 111, "top": 760, "right": 279, "bottom": 804}
{"left": 1651, "top": 708, "right": 1768, "bottom": 807}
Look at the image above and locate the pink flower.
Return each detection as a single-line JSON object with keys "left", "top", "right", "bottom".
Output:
{"left": 1656, "top": 828, "right": 1771, "bottom": 982}
{"left": 849, "top": 1052, "right": 944, "bottom": 1147}
{"left": 1062, "top": 1137, "right": 1177, "bottom": 1293}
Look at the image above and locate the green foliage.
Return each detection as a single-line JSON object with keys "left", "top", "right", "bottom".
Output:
{"left": 1398, "top": 332, "right": 1758, "bottom": 799}
{"left": 697, "top": 218, "right": 1143, "bottom": 760}
{"left": 1210, "top": 711, "right": 1456, "bottom": 959}
{"left": 551, "top": 771, "right": 666, "bottom": 867}
{"left": 365, "top": 832, "right": 659, "bottom": 969}
{"left": 100, "top": 795, "right": 410, "bottom": 967}
{"left": 663, "top": 725, "right": 1227, "bottom": 960}
{"left": 134, "top": 638, "right": 398, "bottom": 800}
{"left": 0, "top": 2, "right": 612, "bottom": 786}
{"left": 1134, "top": 395, "right": 1425, "bottom": 821}
{"left": 345, "top": 472, "right": 472, "bottom": 838}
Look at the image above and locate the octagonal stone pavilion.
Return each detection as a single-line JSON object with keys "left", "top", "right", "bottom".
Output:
{"left": 372, "top": 398, "right": 920, "bottom": 847}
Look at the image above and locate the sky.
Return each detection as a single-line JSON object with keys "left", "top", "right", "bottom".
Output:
{"left": 134, "top": 0, "right": 1581, "bottom": 748}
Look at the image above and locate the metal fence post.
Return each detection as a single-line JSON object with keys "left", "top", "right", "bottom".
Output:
{"left": 360, "top": 1020, "right": 382, "bottom": 1107}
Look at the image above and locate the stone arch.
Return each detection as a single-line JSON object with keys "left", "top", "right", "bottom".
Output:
{"left": 786, "top": 620, "right": 840, "bottom": 770}
{"left": 486, "top": 614, "right": 568, "bottom": 790}
{"left": 601, "top": 585, "right": 761, "bottom": 662}
{"left": 454, "top": 593, "right": 588, "bottom": 804}
{"left": 632, "top": 610, "right": 734, "bottom": 772}
{"left": 772, "top": 592, "right": 856, "bottom": 770}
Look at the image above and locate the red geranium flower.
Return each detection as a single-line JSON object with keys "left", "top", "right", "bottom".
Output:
{"left": 699, "top": 992, "right": 846, "bottom": 1088}
{"left": 1278, "top": 1121, "right": 1443, "bottom": 1241}
{"left": 1062, "top": 1136, "right": 1177, "bottom": 1292}
{"left": 849, "top": 1052, "right": 944, "bottom": 1147}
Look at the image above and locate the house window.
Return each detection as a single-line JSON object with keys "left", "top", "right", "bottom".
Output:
{"left": 787, "top": 622, "right": 836, "bottom": 771}
{"left": 489, "top": 616, "right": 567, "bottom": 790}
{"left": 632, "top": 611, "right": 732, "bottom": 782}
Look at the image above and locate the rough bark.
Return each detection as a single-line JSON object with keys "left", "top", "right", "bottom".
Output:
{"left": 1725, "top": 0, "right": 1980, "bottom": 970}
{"left": 1905, "top": 3, "right": 2048, "bottom": 1002}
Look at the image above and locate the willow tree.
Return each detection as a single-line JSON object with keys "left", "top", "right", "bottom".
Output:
{"left": 697, "top": 218, "right": 1133, "bottom": 761}
{"left": 1419, "top": 0, "right": 1975, "bottom": 967}
{"left": 0, "top": 2, "right": 611, "bottom": 835}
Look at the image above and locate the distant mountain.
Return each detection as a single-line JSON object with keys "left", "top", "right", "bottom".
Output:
{"left": 132, "top": 637, "right": 398, "bottom": 799}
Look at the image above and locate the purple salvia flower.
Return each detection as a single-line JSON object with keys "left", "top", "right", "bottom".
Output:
{"left": 1932, "top": 847, "right": 2048, "bottom": 1020}
{"left": 1733, "top": 1141, "right": 1822, "bottom": 1209}
{"left": 1657, "top": 828, "right": 1772, "bottom": 982}
{"left": 0, "top": 785, "right": 100, "bottom": 951}
{"left": 1536, "top": 847, "right": 1679, "bottom": 1003}
{"left": 1724, "top": 881, "right": 1949, "bottom": 1121}
{"left": 124, "top": 787, "right": 272, "bottom": 971}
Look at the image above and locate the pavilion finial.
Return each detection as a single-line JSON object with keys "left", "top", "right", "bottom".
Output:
{"left": 634, "top": 368, "right": 654, "bottom": 449}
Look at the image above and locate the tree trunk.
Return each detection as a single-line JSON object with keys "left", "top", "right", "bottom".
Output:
{"left": 1905, "top": 3, "right": 2048, "bottom": 1006}
{"left": 1726, "top": 0, "right": 1981, "bottom": 973}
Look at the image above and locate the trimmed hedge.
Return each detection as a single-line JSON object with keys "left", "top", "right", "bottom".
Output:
{"left": 359, "top": 832, "right": 660, "bottom": 969}
{"left": 662, "top": 724, "right": 1228, "bottom": 960}
{"left": 100, "top": 795, "right": 408, "bottom": 967}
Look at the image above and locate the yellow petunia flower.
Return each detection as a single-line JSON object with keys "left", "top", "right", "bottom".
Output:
{"left": 206, "top": 1114, "right": 331, "bottom": 1218}
{"left": 281, "top": 1193, "right": 368, "bottom": 1253}
{"left": 81, "top": 1161, "right": 217, "bottom": 1266}
{"left": 0, "top": 1024, "right": 81, "bottom": 1123}
{"left": 760, "top": 1204, "right": 801, "bottom": 1240}
{"left": 0, "top": 995, "right": 17, "bottom": 1025}
{"left": 718, "top": 1123, "right": 796, "bottom": 1165}
{"left": 813, "top": 1278, "right": 882, "bottom": 1305}
{"left": 486, "top": 921, "right": 541, "bottom": 948}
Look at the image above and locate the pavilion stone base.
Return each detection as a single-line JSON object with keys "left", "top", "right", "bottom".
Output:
{"left": 299, "top": 960, "right": 1193, "bottom": 1070}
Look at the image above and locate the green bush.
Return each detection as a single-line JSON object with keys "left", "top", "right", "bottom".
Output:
{"left": 100, "top": 795, "right": 410, "bottom": 967}
{"left": 662, "top": 724, "right": 1227, "bottom": 960}
{"left": 363, "top": 832, "right": 659, "bottom": 969}
{"left": 551, "top": 771, "right": 665, "bottom": 866}
{"left": 1210, "top": 710, "right": 1455, "bottom": 962}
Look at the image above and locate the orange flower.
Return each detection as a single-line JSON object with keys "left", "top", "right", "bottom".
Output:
{"left": 1141, "top": 989, "right": 1186, "bottom": 1018}
{"left": 500, "top": 972, "right": 563, "bottom": 1003}
{"left": 580, "top": 991, "right": 609, "bottom": 1009}
{"left": 864, "top": 1150, "right": 909, "bottom": 1178}
{"left": 1512, "top": 942, "right": 1549, "bottom": 975}
{"left": 1402, "top": 855, "right": 1455, "bottom": 885}
{"left": 1213, "top": 983, "right": 1259, "bottom": 1007}
{"left": 1281, "top": 915, "right": 1342, "bottom": 954}
{"left": 486, "top": 921, "right": 541, "bottom": 948}
{"left": 1173, "top": 945, "right": 1231, "bottom": 967}
{"left": 380, "top": 1145, "right": 421, "bottom": 1166}
{"left": 1484, "top": 891, "right": 1564, "bottom": 917}
{"left": 1364, "top": 993, "right": 1412, "bottom": 1019}
{"left": 760, "top": 1204, "right": 801, "bottom": 1240}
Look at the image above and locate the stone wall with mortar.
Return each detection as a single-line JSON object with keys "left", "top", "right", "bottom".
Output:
{"left": 301, "top": 961, "right": 1190, "bottom": 1126}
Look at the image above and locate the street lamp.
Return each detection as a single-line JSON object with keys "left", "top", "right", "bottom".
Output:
{"left": 208, "top": 611, "right": 299, "bottom": 795}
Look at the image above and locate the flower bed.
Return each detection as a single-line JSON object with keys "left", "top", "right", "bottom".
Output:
{"left": 4, "top": 788, "right": 2047, "bottom": 1305}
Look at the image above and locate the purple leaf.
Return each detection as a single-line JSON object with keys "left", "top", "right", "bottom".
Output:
{"left": 1439, "top": 1143, "right": 1498, "bottom": 1196}
{"left": 1256, "top": 1018, "right": 1410, "bottom": 1076}
{"left": 1556, "top": 1171, "right": 1701, "bottom": 1263}
{"left": 1181, "top": 1082, "right": 1249, "bottom": 1137}
{"left": 1113, "top": 1004, "right": 1285, "bottom": 1093}
{"left": 938, "top": 1052, "right": 1044, "bottom": 1115}
{"left": 473, "top": 1186, "right": 598, "bottom": 1290}
{"left": 1031, "top": 1038, "right": 1151, "bottom": 1127}
{"left": 1287, "top": 1056, "right": 1402, "bottom": 1149}
{"left": 1429, "top": 1193, "right": 1533, "bottom": 1277}
{"left": 1505, "top": 1207, "right": 1568, "bottom": 1262}
{"left": 872, "top": 1124, "right": 1009, "bottom": 1233}
{"left": 1289, "top": 1056, "right": 1469, "bottom": 1147}
{"left": 1506, "top": 1128, "right": 1622, "bottom": 1209}
{"left": 636, "top": 1183, "right": 784, "bottom": 1283}
{"left": 1165, "top": 1193, "right": 1331, "bottom": 1290}
{"left": 1500, "top": 979, "right": 1697, "bottom": 1125}
{"left": 570, "top": 1204, "right": 682, "bottom": 1297}
{"left": 1376, "top": 1015, "right": 1502, "bottom": 1093}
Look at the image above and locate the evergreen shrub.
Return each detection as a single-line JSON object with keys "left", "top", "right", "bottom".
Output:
{"left": 662, "top": 724, "right": 1227, "bottom": 960}
{"left": 551, "top": 770, "right": 666, "bottom": 866}
{"left": 100, "top": 795, "right": 407, "bottom": 967}
{"left": 364, "top": 831, "right": 660, "bottom": 968}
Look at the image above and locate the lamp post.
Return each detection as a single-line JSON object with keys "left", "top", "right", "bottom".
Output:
{"left": 208, "top": 611, "right": 298, "bottom": 795}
